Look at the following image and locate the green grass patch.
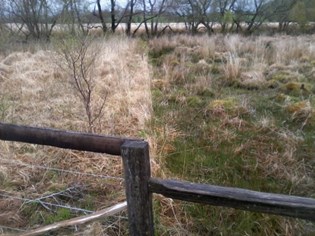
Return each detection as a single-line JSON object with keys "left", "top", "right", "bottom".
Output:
{"left": 44, "top": 208, "right": 73, "bottom": 224}
{"left": 148, "top": 36, "right": 315, "bottom": 235}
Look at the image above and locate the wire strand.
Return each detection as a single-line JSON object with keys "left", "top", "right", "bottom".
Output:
{"left": 0, "top": 225, "right": 26, "bottom": 232}
{"left": 0, "top": 158, "right": 124, "bottom": 181}
{"left": 0, "top": 192, "right": 93, "bottom": 214}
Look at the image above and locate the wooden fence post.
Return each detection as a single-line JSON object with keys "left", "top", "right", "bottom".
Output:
{"left": 121, "top": 141, "right": 154, "bottom": 236}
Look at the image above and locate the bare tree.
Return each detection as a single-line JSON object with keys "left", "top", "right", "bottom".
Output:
{"left": 212, "top": 0, "right": 237, "bottom": 32}
{"left": 93, "top": 0, "right": 129, "bottom": 33}
{"left": 0, "top": 1, "right": 11, "bottom": 49}
{"left": 245, "top": 0, "right": 267, "bottom": 32}
{"left": 59, "top": 0, "right": 91, "bottom": 35}
{"left": 110, "top": 0, "right": 116, "bottom": 31}
{"left": 95, "top": 0, "right": 108, "bottom": 33}
{"left": 228, "top": 0, "right": 298, "bottom": 34}
{"left": 0, "top": 1, "right": 7, "bottom": 31}
{"left": 8, "top": 0, "right": 64, "bottom": 40}
{"left": 126, "top": 0, "right": 137, "bottom": 36}
{"left": 264, "top": 0, "right": 297, "bottom": 31}
{"left": 173, "top": 0, "right": 214, "bottom": 34}
{"left": 57, "top": 36, "right": 107, "bottom": 133}
{"left": 0, "top": 1, "right": 5, "bottom": 23}
{"left": 137, "top": 0, "right": 171, "bottom": 37}
{"left": 171, "top": 0, "right": 299, "bottom": 34}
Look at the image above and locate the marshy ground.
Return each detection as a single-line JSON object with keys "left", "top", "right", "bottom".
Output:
{"left": 0, "top": 33, "right": 314, "bottom": 235}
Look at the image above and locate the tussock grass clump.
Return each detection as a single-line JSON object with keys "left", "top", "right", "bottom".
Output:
{"left": 223, "top": 52, "right": 243, "bottom": 81}
{"left": 273, "top": 37, "right": 308, "bottom": 65}
{"left": 279, "top": 82, "right": 313, "bottom": 97}
{"left": 206, "top": 98, "right": 238, "bottom": 116}
{"left": 239, "top": 70, "right": 267, "bottom": 89}
{"left": 286, "top": 100, "right": 314, "bottom": 124}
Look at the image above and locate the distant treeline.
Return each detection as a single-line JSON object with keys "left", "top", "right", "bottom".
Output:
{"left": 0, "top": 0, "right": 314, "bottom": 39}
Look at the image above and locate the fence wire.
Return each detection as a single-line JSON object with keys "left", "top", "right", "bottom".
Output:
{"left": 0, "top": 225, "right": 26, "bottom": 233}
{"left": 0, "top": 153, "right": 126, "bottom": 235}
{"left": 0, "top": 191, "right": 93, "bottom": 214}
{"left": 0, "top": 158, "right": 124, "bottom": 181}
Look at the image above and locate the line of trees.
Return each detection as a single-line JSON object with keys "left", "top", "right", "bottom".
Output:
{"left": 0, "top": 0, "right": 315, "bottom": 39}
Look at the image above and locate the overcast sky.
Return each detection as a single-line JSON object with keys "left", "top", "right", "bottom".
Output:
{"left": 94, "top": 0, "right": 128, "bottom": 7}
{"left": 85, "top": 0, "right": 129, "bottom": 13}
{"left": 117, "top": 0, "right": 127, "bottom": 5}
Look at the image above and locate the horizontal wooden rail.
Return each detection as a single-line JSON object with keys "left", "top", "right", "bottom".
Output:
{"left": 149, "top": 178, "right": 315, "bottom": 221}
{"left": 0, "top": 122, "right": 140, "bottom": 155}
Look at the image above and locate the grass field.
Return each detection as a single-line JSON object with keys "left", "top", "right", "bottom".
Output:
{"left": 0, "top": 35, "right": 152, "bottom": 235}
{"left": 0, "top": 33, "right": 314, "bottom": 235}
{"left": 148, "top": 34, "right": 315, "bottom": 235}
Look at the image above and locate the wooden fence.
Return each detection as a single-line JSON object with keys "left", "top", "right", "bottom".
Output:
{"left": 0, "top": 122, "right": 314, "bottom": 236}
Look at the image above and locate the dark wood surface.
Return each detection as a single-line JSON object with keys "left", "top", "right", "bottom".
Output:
{"left": 121, "top": 141, "right": 154, "bottom": 236}
{"left": 0, "top": 122, "right": 140, "bottom": 155}
{"left": 149, "top": 178, "right": 315, "bottom": 221}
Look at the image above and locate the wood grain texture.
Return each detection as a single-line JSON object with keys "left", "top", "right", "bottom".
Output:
{"left": 121, "top": 141, "right": 154, "bottom": 236}
{"left": 0, "top": 122, "right": 140, "bottom": 155}
{"left": 149, "top": 178, "right": 315, "bottom": 221}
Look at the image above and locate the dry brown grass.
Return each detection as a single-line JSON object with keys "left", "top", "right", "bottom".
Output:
{"left": 223, "top": 52, "right": 243, "bottom": 81}
{"left": 1, "top": 32, "right": 315, "bottom": 235}
{"left": 0, "top": 36, "right": 152, "bottom": 235}
{"left": 0, "top": 37, "right": 151, "bottom": 133}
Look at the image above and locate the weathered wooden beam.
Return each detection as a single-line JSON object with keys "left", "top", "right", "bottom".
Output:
{"left": 149, "top": 178, "right": 315, "bottom": 221}
{"left": 121, "top": 141, "right": 154, "bottom": 236}
{"left": 0, "top": 122, "right": 140, "bottom": 155}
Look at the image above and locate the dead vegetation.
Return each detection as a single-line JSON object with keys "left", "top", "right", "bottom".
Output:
{"left": 0, "top": 32, "right": 314, "bottom": 235}
{"left": 0, "top": 36, "right": 152, "bottom": 235}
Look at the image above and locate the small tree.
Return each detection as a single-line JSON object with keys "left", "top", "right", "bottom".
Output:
{"left": 126, "top": 0, "right": 137, "bottom": 36}
{"left": 172, "top": 0, "right": 215, "bottom": 34}
{"left": 56, "top": 35, "right": 107, "bottom": 133}
{"left": 95, "top": 0, "right": 108, "bottom": 34}
{"left": 211, "top": 0, "right": 237, "bottom": 33}
{"left": 93, "top": 0, "right": 129, "bottom": 34}
{"left": 58, "top": 0, "right": 91, "bottom": 35}
{"left": 137, "top": 0, "right": 171, "bottom": 37}
{"left": 8, "top": 0, "right": 64, "bottom": 40}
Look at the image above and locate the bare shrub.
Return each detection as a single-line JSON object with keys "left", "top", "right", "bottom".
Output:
{"left": 55, "top": 36, "right": 107, "bottom": 133}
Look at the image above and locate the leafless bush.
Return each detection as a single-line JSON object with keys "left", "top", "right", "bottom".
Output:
{"left": 56, "top": 36, "right": 107, "bottom": 133}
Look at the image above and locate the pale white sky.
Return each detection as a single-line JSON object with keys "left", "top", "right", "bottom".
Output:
{"left": 117, "top": 0, "right": 128, "bottom": 7}
{"left": 97, "top": 0, "right": 128, "bottom": 7}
